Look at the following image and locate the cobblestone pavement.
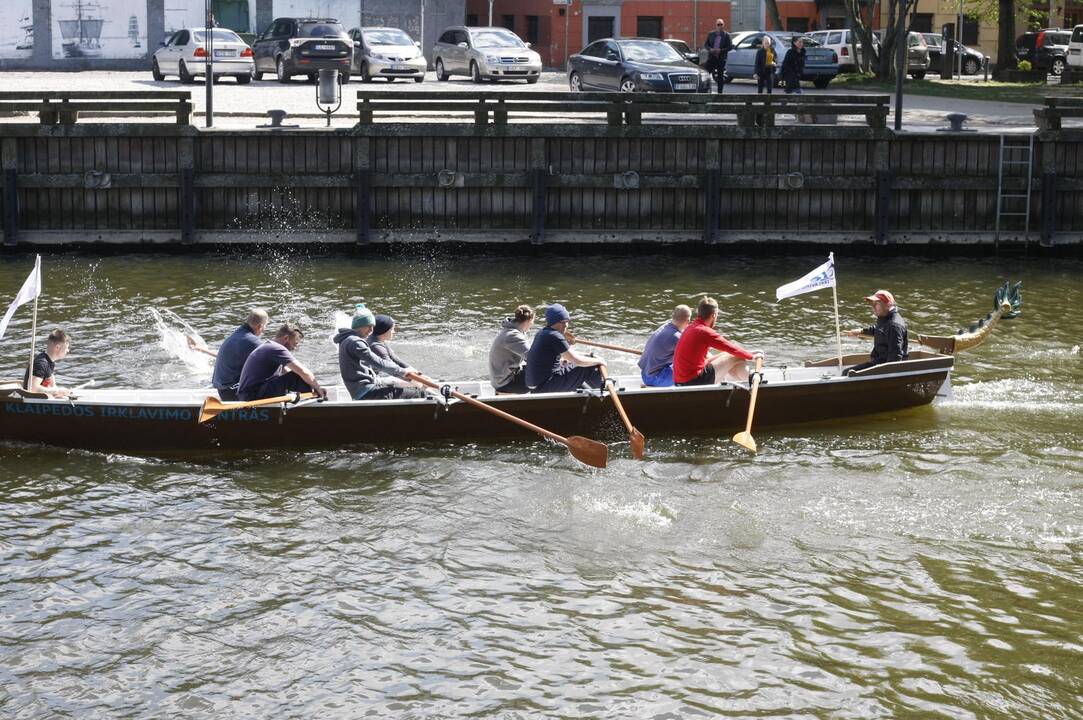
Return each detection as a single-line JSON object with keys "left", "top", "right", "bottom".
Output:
{"left": 1, "top": 70, "right": 1048, "bottom": 131}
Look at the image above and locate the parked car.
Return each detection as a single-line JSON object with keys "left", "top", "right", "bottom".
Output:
{"left": 868, "top": 30, "right": 930, "bottom": 78}
{"left": 1017, "top": 28, "right": 1072, "bottom": 75}
{"left": 725, "top": 32, "right": 838, "bottom": 88}
{"left": 1070, "top": 24, "right": 1083, "bottom": 69}
{"left": 664, "top": 38, "right": 700, "bottom": 64}
{"left": 251, "top": 17, "right": 352, "bottom": 83}
{"left": 348, "top": 26, "right": 426, "bottom": 82}
{"left": 432, "top": 26, "right": 542, "bottom": 83}
{"left": 568, "top": 37, "right": 710, "bottom": 92}
{"left": 152, "top": 28, "right": 254, "bottom": 84}
{"left": 921, "top": 33, "right": 986, "bottom": 75}
{"left": 807, "top": 29, "right": 869, "bottom": 72}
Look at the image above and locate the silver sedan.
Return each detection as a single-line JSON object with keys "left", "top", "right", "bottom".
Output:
{"left": 152, "top": 28, "right": 255, "bottom": 84}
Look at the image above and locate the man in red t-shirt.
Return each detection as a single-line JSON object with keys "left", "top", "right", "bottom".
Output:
{"left": 672, "top": 296, "right": 762, "bottom": 386}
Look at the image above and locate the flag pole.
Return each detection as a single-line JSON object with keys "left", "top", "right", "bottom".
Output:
{"left": 25, "top": 292, "right": 38, "bottom": 392}
{"left": 830, "top": 252, "right": 843, "bottom": 373}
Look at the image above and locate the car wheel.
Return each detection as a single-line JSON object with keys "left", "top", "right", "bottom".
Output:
{"left": 619, "top": 76, "right": 637, "bottom": 92}
{"left": 471, "top": 61, "right": 483, "bottom": 83}
{"left": 1052, "top": 58, "right": 1065, "bottom": 76}
{"left": 813, "top": 76, "right": 831, "bottom": 89}
{"left": 151, "top": 59, "right": 164, "bottom": 81}
{"left": 179, "top": 60, "right": 195, "bottom": 84}
{"left": 339, "top": 71, "right": 349, "bottom": 84}
{"left": 361, "top": 62, "right": 372, "bottom": 82}
{"left": 251, "top": 68, "right": 263, "bottom": 81}
{"left": 435, "top": 58, "right": 448, "bottom": 81}
{"left": 307, "top": 74, "right": 317, "bottom": 83}
{"left": 413, "top": 76, "right": 423, "bottom": 83}
{"left": 236, "top": 73, "right": 251, "bottom": 84}
{"left": 963, "top": 58, "right": 980, "bottom": 75}
{"left": 569, "top": 71, "right": 583, "bottom": 91}
{"left": 910, "top": 70, "right": 926, "bottom": 80}
{"left": 276, "top": 57, "right": 289, "bottom": 83}
{"left": 526, "top": 76, "right": 539, "bottom": 85}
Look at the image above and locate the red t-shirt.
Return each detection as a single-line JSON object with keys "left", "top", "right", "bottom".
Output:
{"left": 672, "top": 319, "right": 753, "bottom": 384}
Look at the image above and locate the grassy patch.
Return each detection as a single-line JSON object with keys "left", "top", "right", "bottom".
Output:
{"left": 831, "top": 73, "right": 1082, "bottom": 104}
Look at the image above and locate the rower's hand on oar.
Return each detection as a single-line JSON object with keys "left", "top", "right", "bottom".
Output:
{"left": 846, "top": 329, "right": 865, "bottom": 337}
{"left": 564, "top": 330, "right": 577, "bottom": 344}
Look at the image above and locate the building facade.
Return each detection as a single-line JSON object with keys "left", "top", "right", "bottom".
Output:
{"left": 0, "top": 0, "right": 464, "bottom": 70}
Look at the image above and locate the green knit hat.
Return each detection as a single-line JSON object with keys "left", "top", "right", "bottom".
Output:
{"left": 351, "top": 302, "right": 375, "bottom": 329}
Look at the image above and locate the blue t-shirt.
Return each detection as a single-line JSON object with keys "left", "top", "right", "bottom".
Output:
{"left": 237, "top": 340, "right": 295, "bottom": 397}
{"left": 638, "top": 321, "right": 682, "bottom": 375}
{"left": 525, "top": 326, "right": 570, "bottom": 389}
{"left": 212, "top": 324, "right": 262, "bottom": 390}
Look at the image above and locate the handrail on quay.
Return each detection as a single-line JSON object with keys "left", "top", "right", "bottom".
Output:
{"left": 354, "top": 91, "right": 892, "bottom": 129}
{"left": 1034, "top": 97, "right": 1083, "bottom": 131}
{"left": 0, "top": 91, "right": 193, "bottom": 126}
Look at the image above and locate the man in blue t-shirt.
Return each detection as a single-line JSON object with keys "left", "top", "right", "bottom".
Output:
{"left": 637, "top": 304, "right": 691, "bottom": 387}
{"left": 237, "top": 323, "right": 327, "bottom": 401}
{"left": 199, "top": 308, "right": 269, "bottom": 400}
{"left": 525, "top": 303, "right": 606, "bottom": 393}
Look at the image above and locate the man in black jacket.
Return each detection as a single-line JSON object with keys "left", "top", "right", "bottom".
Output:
{"left": 703, "top": 19, "right": 733, "bottom": 93}
{"left": 845, "top": 289, "right": 908, "bottom": 374}
{"left": 780, "top": 36, "right": 806, "bottom": 94}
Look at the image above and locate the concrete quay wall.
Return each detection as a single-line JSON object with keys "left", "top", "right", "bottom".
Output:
{"left": 1, "top": 123, "right": 1081, "bottom": 248}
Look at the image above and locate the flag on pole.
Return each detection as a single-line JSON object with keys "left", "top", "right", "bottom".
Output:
{"left": 776, "top": 255, "right": 835, "bottom": 302}
{"left": 0, "top": 255, "right": 42, "bottom": 341}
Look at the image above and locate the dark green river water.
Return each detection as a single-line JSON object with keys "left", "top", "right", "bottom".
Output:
{"left": 0, "top": 249, "right": 1080, "bottom": 718}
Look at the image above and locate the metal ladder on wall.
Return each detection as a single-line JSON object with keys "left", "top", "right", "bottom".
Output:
{"left": 994, "top": 135, "right": 1034, "bottom": 245}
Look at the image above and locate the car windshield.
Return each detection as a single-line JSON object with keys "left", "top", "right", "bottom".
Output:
{"left": 667, "top": 40, "right": 690, "bottom": 53}
{"left": 364, "top": 28, "right": 413, "bottom": 45}
{"left": 299, "top": 22, "right": 346, "bottom": 38}
{"left": 192, "top": 29, "right": 243, "bottom": 43}
{"left": 620, "top": 40, "right": 682, "bottom": 62}
{"left": 470, "top": 30, "right": 524, "bottom": 48}
{"left": 765, "top": 35, "right": 820, "bottom": 48}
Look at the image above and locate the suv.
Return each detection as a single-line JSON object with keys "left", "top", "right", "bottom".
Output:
{"left": 808, "top": 29, "right": 870, "bottom": 71}
{"left": 252, "top": 17, "right": 352, "bottom": 83}
{"left": 1070, "top": 25, "right": 1083, "bottom": 69}
{"left": 1016, "top": 28, "right": 1071, "bottom": 75}
{"left": 905, "top": 31, "right": 930, "bottom": 79}
{"left": 432, "top": 26, "right": 542, "bottom": 83}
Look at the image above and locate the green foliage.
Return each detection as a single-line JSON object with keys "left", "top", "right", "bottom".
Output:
{"left": 1017, "top": 59, "right": 1033, "bottom": 71}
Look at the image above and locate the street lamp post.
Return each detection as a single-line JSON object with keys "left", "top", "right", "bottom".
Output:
{"left": 489, "top": 0, "right": 494, "bottom": 26}
{"left": 204, "top": 1, "right": 214, "bottom": 128}
{"left": 894, "top": 12, "right": 905, "bottom": 130}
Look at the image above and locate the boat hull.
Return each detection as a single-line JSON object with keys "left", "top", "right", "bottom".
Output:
{"left": 0, "top": 357, "right": 952, "bottom": 454}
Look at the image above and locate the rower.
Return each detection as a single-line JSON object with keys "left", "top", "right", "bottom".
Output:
{"left": 332, "top": 305, "right": 426, "bottom": 400}
{"left": 638, "top": 304, "right": 691, "bottom": 387}
{"left": 488, "top": 304, "right": 535, "bottom": 394}
{"left": 673, "top": 296, "right": 761, "bottom": 387}
{"left": 845, "top": 289, "right": 908, "bottom": 374}
{"left": 23, "top": 328, "right": 72, "bottom": 398}
{"left": 237, "top": 323, "right": 326, "bottom": 401}
{"left": 197, "top": 308, "right": 269, "bottom": 401}
{"left": 525, "top": 303, "right": 606, "bottom": 394}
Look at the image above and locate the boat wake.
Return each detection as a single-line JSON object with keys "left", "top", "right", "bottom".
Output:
{"left": 149, "top": 307, "right": 212, "bottom": 375}
{"left": 947, "top": 378, "right": 1082, "bottom": 415}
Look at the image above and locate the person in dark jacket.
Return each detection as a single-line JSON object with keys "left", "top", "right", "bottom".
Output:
{"left": 489, "top": 304, "right": 535, "bottom": 393}
{"left": 754, "top": 36, "right": 778, "bottom": 94}
{"left": 197, "top": 308, "right": 269, "bottom": 400}
{"left": 780, "top": 36, "right": 806, "bottom": 94}
{"left": 845, "top": 289, "right": 909, "bottom": 374}
{"left": 703, "top": 19, "right": 733, "bottom": 93}
{"left": 332, "top": 304, "right": 427, "bottom": 400}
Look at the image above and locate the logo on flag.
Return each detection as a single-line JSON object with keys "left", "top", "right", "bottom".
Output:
{"left": 776, "top": 254, "right": 835, "bottom": 302}
{"left": 0, "top": 255, "right": 42, "bottom": 340}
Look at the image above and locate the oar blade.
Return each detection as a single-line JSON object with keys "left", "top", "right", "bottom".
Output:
{"left": 630, "top": 428, "right": 646, "bottom": 461}
{"left": 567, "top": 436, "right": 608, "bottom": 469}
{"left": 732, "top": 431, "right": 757, "bottom": 453}
{"left": 198, "top": 396, "right": 227, "bottom": 424}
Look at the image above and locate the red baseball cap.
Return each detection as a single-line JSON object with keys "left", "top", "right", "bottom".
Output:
{"left": 864, "top": 290, "right": 895, "bottom": 306}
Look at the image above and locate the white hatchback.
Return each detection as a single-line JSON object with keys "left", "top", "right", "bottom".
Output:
{"left": 1069, "top": 24, "right": 1083, "bottom": 69}
{"left": 152, "top": 27, "right": 255, "bottom": 84}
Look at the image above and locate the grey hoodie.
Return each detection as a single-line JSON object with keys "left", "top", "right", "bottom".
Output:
{"left": 488, "top": 318, "right": 530, "bottom": 389}
{"left": 332, "top": 328, "right": 409, "bottom": 398}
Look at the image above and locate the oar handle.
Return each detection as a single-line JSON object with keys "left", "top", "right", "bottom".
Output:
{"left": 405, "top": 372, "right": 570, "bottom": 446}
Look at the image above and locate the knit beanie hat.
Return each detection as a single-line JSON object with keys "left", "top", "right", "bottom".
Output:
{"left": 545, "top": 303, "right": 571, "bottom": 325}
{"left": 373, "top": 314, "right": 395, "bottom": 336}
{"left": 351, "top": 303, "right": 375, "bottom": 330}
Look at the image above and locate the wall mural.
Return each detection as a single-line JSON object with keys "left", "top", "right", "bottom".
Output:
{"left": 51, "top": 0, "right": 147, "bottom": 59}
{"left": 0, "top": 0, "right": 35, "bottom": 58}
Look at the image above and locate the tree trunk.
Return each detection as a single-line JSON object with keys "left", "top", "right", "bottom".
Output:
{"left": 995, "top": 0, "right": 1017, "bottom": 79}
{"left": 843, "top": 0, "right": 878, "bottom": 73}
{"left": 765, "top": 0, "right": 785, "bottom": 32}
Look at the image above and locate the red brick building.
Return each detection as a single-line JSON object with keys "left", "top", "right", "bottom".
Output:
{"left": 463, "top": 0, "right": 834, "bottom": 68}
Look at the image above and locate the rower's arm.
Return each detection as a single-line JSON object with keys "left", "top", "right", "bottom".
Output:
{"left": 187, "top": 335, "right": 218, "bottom": 358}
{"left": 561, "top": 349, "right": 606, "bottom": 367}
{"left": 285, "top": 361, "right": 325, "bottom": 397}
{"left": 29, "top": 375, "right": 69, "bottom": 398}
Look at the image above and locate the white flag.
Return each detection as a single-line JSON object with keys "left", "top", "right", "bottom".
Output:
{"left": 0, "top": 255, "right": 41, "bottom": 340}
{"left": 776, "top": 254, "right": 835, "bottom": 302}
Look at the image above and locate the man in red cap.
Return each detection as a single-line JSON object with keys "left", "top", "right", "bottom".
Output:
{"left": 845, "top": 289, "right": 908, "bottom": 374}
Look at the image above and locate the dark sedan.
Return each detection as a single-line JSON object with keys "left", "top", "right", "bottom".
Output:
{"left": 568, "top": 37, "right": 711, "bottom": 93}
{"left": 922, "top": 34, "right": 986, "bottom": 75}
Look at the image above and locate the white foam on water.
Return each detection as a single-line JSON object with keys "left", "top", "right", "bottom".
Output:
{"left": 948, "top": 378, "right": 1083, "bottom": 415}
{"left": 573, "top": 493, "right": 673, "bottom": 528}
{"left": 149, "top": 307, "right": 213, "bottom": 376}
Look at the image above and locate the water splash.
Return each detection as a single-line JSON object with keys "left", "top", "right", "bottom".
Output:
{"left": 149, "top": 307, "right": 213, "bottom": 375}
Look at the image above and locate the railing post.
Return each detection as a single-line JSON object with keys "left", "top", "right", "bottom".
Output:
{"left": 606, "top": 97, "right": 622, "bottom": 127}
{"left": 355, "top": 137, "right": 371, "bottom": 245}
{"left": 702, "top": 139, "right": 720, "bottom": 244}
{"left": 474, "top": 97, "right": 488, "bottom": 126}
{"left": 2, "top": 138, "right": 17, "bottom": 247}
{"left": 530, "top": 138, "right": 546, "bottom": 245}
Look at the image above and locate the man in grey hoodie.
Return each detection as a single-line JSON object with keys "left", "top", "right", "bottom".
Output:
{"left": 488, "top": 304, "right": 534, "bottom": 393}
{"left": 333, "top": 303, "right": 427, "bottom": 400}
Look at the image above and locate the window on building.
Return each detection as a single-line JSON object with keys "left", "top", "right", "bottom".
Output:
{"left": 962, "top": 16, "right": 979, "bottom": 45}
{"left": 636, "top": 16, "right": 663, "bottom": 38}
{"left": 466, "top": 14, "right": 478, "bottom": 27}
{"left": 503, "top": 15, "right": 515, "bottom": 32}
{"left": 787, "top": 18, "right": 810, "bottom": 33}
{"left": 526, "top": 15, "right": 539, "bottom": 46}
{"left": 826, "top": 16, "right": 845, "bottom": 29}
{"left": 911, "top": 13, "right": 934, "bottom": 33}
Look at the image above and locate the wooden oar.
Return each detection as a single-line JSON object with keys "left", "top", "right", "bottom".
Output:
{"left": 598, "top": 366, "right": 646, "bottom": 460}
{"left": 405, "top": 372, "right": 608, "bottom": 469}
{"left": 199, "top": 391, "right": 315, "bottom": 424}
{"left": 565, "top": 331, "right": 642, "bottom": 356}
{"left": 732, "top": 356, "right": 764, "bottom": 453}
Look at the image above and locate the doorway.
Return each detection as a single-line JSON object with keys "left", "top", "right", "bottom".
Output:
{"left": 587, "top": 16, "right": 614, "bottom": 43}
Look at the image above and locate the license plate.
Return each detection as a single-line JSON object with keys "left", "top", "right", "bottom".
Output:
{"left": 393, "top": 64, "right": 411, "bottom": 70}
{"left": 675, "top": 83, "right": 695, "bottom": 90}
{"left": 213, "top": 49, "right": 235, "bottom": 57}
{"left": 315, "top": 44, "right": 335, "bottom": 51}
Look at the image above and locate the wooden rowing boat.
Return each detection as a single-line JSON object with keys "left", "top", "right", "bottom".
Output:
{"left": 0, "top": 352, "right": 953, "bottom": 454}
